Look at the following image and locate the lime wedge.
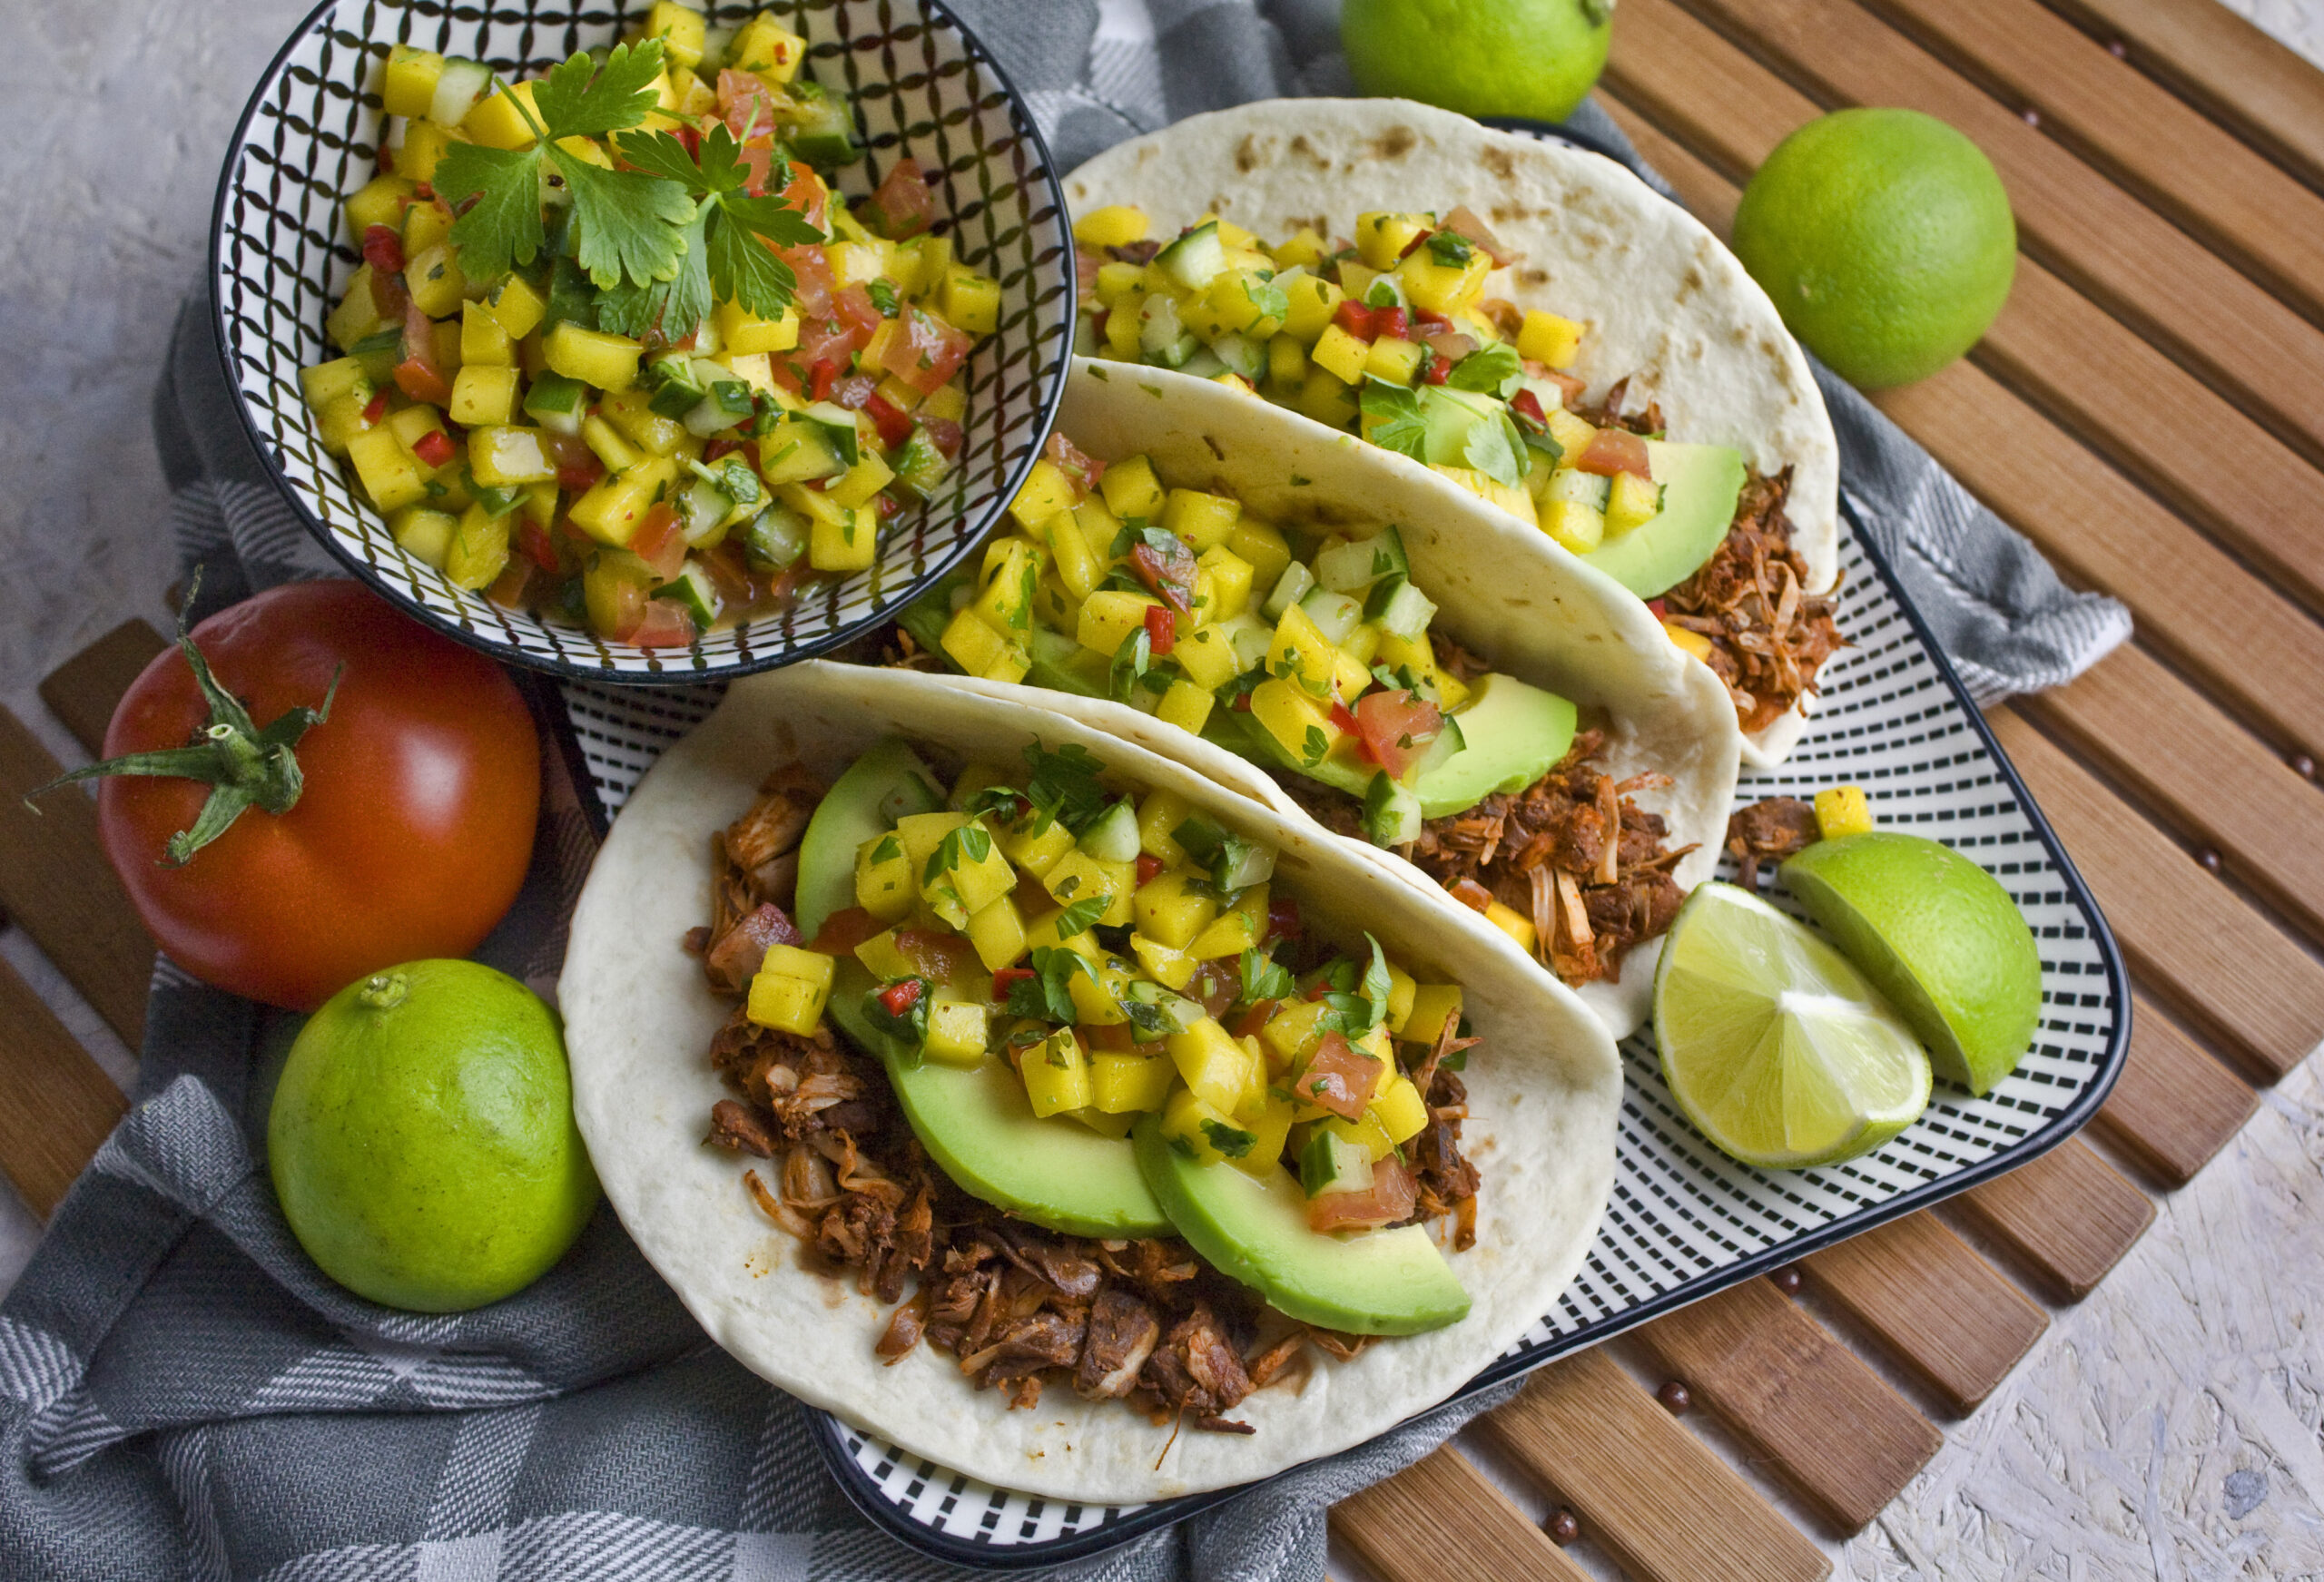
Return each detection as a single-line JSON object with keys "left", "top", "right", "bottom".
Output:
{"left": 1654, "top": 883, "right": 1932, "bottom": 1169}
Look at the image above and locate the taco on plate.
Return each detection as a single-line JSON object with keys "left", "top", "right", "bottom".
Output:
{"left": 897, "top": 359, "right": 1740, "bottom": 1037}
{"left": 1060, "top": 98, "right": 1843, "bottom": 766}
{"left": 559, "top": 662, "right": 1620, "bottom": 1503}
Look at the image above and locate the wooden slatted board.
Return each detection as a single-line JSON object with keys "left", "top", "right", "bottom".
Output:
{"left": 6, "top": 3, "right": 2324, "bottom": 1575}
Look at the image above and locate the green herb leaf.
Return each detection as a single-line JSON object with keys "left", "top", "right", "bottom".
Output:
{"left": 870, "top": 834, "right": 902, "bottom": 864}
{"left": 1300, "top": 726, "right": 1330, "bottom": 767}
{"left": 1244, "top": 274, "right": 1290, "bottom": 324}
{"left": 1200, "top": 1118, "right": 1256, "bottom": 1159}
{"left": 867, "top": 279, "right": 901, "bottom": 316}
{"left": 1461, "top": 408, "right": 1528, "bottom": 489}
{"left": 1359, "top": 934, "right": 1393, "bottom": 1030}
{"left": 436, "top": 143, "right": 549, "bottom": 282}
{"left": 1108, "top": 626, "right": 1152, "bottom": 704}
{"left": 1444, "top": 340, "right": 1521, "bottom": 398}
{"left": 1052, "top": 896, "right": 1107, "bottom": 938}
{"left": 1004, "top": 946, "right": 1094, "bottom": 1022}
{"left": 1360, "top": 378, "right": 1430, "bottom": 464}
{"left": 560, "top": 154, "right": 694, "bottom": 290}
{"left": 594, "top": 195, "right": 711, "bottom": 338}
{"left": 1020, "top": 742, "right": 1109, "bottom": 835}
{"left": 534, "top": 39, "right": 669, "bottom": 138}
{"left": 1424, "top": 230, "right": 1473, "bottom": 266}
{"left": 1239, "top": 946, "right": 1295, "bottom": 1006}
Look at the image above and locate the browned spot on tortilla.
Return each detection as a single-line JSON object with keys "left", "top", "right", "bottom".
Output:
{"left": 1272, "top": 498, "right": 1365, "bottom": 528}
{"left": 1481, "top": 145, "right": 1516, "bottom": 181}
{"left": 1518, "top": 267, "right": 1550, "bottom": 286}
{"left": 1373, "top": 124, "right": 1418, "bottom": 160}
{"left": 1675, "top": 265, "right": 1705, "bottom": 305}
{"left": 1203, "top": 433, "right": 1226, "bottom": 462}
{"left": 1289, "top": 134, "right": 1331, "bottom": 170}
{"left": 1759, "top": 337, "right": 1782, "bottom": 359}
{"left": 1235, "top": 133, "right": 1265, "bottom": 173}
{"left": 1490, "top": 203, "right": 1531, "bottom": 224}
{"left": 1136, "top": 146, "right": 1155, "bottom": 166}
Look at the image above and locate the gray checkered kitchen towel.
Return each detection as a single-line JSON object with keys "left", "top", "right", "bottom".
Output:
{"left": 1, "top": 4, "right": 2131, "bottom": 1579}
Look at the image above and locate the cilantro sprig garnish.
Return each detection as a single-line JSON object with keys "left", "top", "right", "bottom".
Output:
{"left": 598, "top": 123, "right": 824, "bottom": 338}
{"left": 437, "top": 42, "right": 690, "bottom": 289}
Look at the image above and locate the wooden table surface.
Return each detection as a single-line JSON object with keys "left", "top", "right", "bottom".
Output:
{"left": 5, "top": 0, "right": 2324, "bottom": 1577}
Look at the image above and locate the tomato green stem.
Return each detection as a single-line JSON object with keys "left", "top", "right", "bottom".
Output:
{"left": 23, "top": 573, "right": 343, "bottom": 867}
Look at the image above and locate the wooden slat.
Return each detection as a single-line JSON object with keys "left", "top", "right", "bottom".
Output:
{"left": 1605, "top": 7, "right": 2324, "bottom": 767}
{"left": 0, "top": 956, "right": 126, "bottom": 1219}
{"left": 1801, "top": 1217, "right": 2047, "bottom": 1415}
{"left": 38, "top": 618, "right": 167, "bottom": 757}
{"left": 2015, "top": 644, "right": 2324, "bottom": 948}
{"left": 1330, "top": 1445, "right": 1590, "bottom": 1582}
{"left": 1990, "top": 707, "right": 2324, "bottom": 1080}
{"left": 1659, "top": 0, "right": 2324, "bottom": 470}
{"left": 1633, "top": 1280, "right": 1944, "bottom": 1533}
{"left": 1861, "top": 0, "right": 2324, "bottom": 326}
{"left": 2092, "top": 991, "right": 2259, "bottom": 1186}
{"left": 1953, "top": 1136, "right": 2156, "bottom": 1300}
{"left": 2040, "top": 0, "right": 2324, "bottom": 193}
{"left": 0, "top": 707, "right": 152, "bottom": 1048}
{"left": 1478, "top": 1347, "right": 1832, "bottom": 1582}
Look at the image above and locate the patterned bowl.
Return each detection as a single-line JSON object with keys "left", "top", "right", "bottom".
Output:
{"left": 211, "top": 0, "right": 1073, "bottom": 680}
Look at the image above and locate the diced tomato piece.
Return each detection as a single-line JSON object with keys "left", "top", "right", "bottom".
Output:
{"left": 1398, "top": 229, "right": 1432, "bottom": 260}
{"left": 1230, "top": 688, "right": 1253, "bottom": 712}
{"left": 630, "top": 502, "right": 688, "bottom": 582}
{"left": 735, "top": 137, "right": 778, "bottom": 197}
{"left": 1328, "top": 700, "right": 1360, "bottom": 737}
{"left": 779, "top": 162, "right": 830, "bottom": 233}
{"left": 835, "top": 283, "right": 885, "bottom": 343}
{"left": 1508, "top": 388, "right": 1547, "bottom": 428}
{"left": 922, "top": 417, "right": 964, "bottom": 459}
{"left": 1419, "top": 350, "right": 1449, "bottom": 385}
{"left": 1075, "top": 245, "right": 1103, "bottom": 303}
{"left": 867, "top": 156, "right": 936, "bottom": 240}
{"left": 486, "top": 559, "right": 533, "bottom": 608}
{"left": 1576, "top": 427, "right": 1653, "bottom": 479}
{"left": 808, "top": 907, "right": 885, "bottom": 955}
{"left": 718, "top": 69, "right": 779, "bottom": 142}
{"left": 1292, "top": 1033, "right": 1385, "bottom": 1122}
{"left": 544, "top": 431, "right": 603, "bottom": 493}
{"left": 1414, "top": 310, "right": 1453, "bottom": 334}
{"left": 519, "top": 518, "right": 560, "bottom": 572}
{"left": 1522, "top": 359, "right": 1588, "bottom": 406}
{"left": 1265, "top": 895, "right": 1302, "bottom": 941}
{"left": 1445, "top": 877, "right": 1494, "bottom": 913}
{"left": 1082, "top": 1020, "right": 1137, "bottom": 1054}
{"left": 703, "top": 437, "right": 752, "bottom": 463}
{"left": 369, "top": 266, "right": 410, "bottom": 322}
{"left": 875, "top": 492, "right": 901, "bottom": 519}
{"left": 1136, "top": 852, "right": 1166, "bottom": 886}
{"left": 361, "top": 224, "right": 405, "bottom": 275}
{"left": 701, "top": 542, "right": 754, "bottom": 609}
{"left": 1129, "top": 536, "right": 1197, "bottom": 614}
{"left": 872, "top": 306, "right": 974, "bottom": 398}
{"left": 1647, "top": 597, "right": 1668, "bottom": 619}
{"left": 361, "top": 388, "right": 390, "bottom": 425}
{"left": 809, "top": 356, "right": 844, "bottom": 403}
{"left": 1229, "top": 998, "right": 1277, "bottom": 1039}
{"left": 631, "top": 598, "right": 697, "bottom": 647}
{"left": 877, "top": 977, "right": 924, "bottom": 1017}
{"left": 1044, "top": 431, "right": 1106, "bottom": 494}
{"left": 992, "top": 966, "right": 1036, "bottom": 1000}
{"left": 1143, "top": 604, "right": 1177, "bottom": 657}
{"left": 831, "top": 372, "right": 880, "bottom": 410}
{"left": 1354, "top": 688, "right": 1443, "bottom": 778}
{"left": 1189, "top": 959, "right": 1238, "bottom": 1020}
{"left": 864, "top": 392, "right": 915, "bottom": 449}
{"left": 1307, "top": 1157, "right": 1417, "bottom": 1233}
{"left": 897, "top": 928, "right": 980, "bottom": 984}
{"left": 391, "top": 300, "right": 451, "bottom": 405}
{"left": 674, "top": 124, "right": 701, "bottom": 161}
{"left": 1374, "top": 306, "right": 1409, "bottom": 342}
{"left": 1333, "top": 300, "right": 1377, "bottom": 340}
{"left": 776, "top": 243, "right": 835, "bottom": 320}
{"left": 409, "top": 428, "right": 455, "bottom": 468}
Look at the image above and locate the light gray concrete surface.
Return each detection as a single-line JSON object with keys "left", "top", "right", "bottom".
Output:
{"left": 4, "top": 1, "right": 2321, "bottom": 1575}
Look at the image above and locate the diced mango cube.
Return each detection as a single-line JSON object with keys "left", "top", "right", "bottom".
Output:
{"left": 1011, "top": 457, "right": 1079, "bottom": 528}
{"left": 1355, "top": 211, "right": 1433, "bottom": 270}
{"left": 1098, "top": 453, "right": 1166, "bottom": 521}
{"left": 1133, "top": 867, "right": 1218, "bottom": 952}
{"left": 1135, "top": 790, "right": 1192, "bottom": 864}
{"left": 1247, "top": 676, "right": 1339, "bottom": 766}
{"left": 809, "top": 504, "right": 881, "bottom": 572}
{"left": 1156, "top": 680, "right": 1215, "bottom": 735}
{"left": 448, "top": 365, "right": 519, "bottom": 427}
{"left": 1000, "top": 817, "right": 1077, "bottom": 879}
{"left": 1309, "top": 321, "right": 1370, "bottom": 385}
{"left": 545, "top": 321, "right": 643, "bottom": 390}
{"left": 855, "top": 830, "right": 917, "bottom": 921}
{"left": 1371, "top": 1075, "right": 1430, "bottom": 1145}
{"left": 923, "top": 997, "right": 990, "bottom": 1066}
{"left": 1076, "top": 588, "right": 1159, "bottom": 656}
{"left": 1160, "top": 487, "right": 1239, "bottom": 552}
{"left": 1021, "top": 1029, "right": 1092, "bottom": 1117}
{"left": 1073, "top": 204, "right": 1149, "bottom": 250}
{"left": 1483, "top": 898, "right": 1537, "bottom": 955}
{"left": 1167, "top": 1017, "right": 1255, "bottom": 1117}
{"left": 388, "top": 505, "right": 458, "bottom": 569}
{"left": 1815, "top": 785, "right": 1874, "bottom": 840}
{"left": 1091, "top": 1050, "right": 1176, "bottom": 1114}
{"left": 1160, "top": 1086, "right": 1257, "bottom": 1167}
{"left": 1517, "top": 310, "right": 1584, "bottom": 369}
{"left": 726, "top": 14, "right": 807, "bottom": 81}
{"left": 445, "top": 502, "right": 510, "bottom": 590}
{"left": 747, "top": 945, "right": 835, "bottom": 1035}
{"left": 642, "top": 1, "right": 708, "bottom": 70}
{"left": 462, "top": 80, "right": 542, "bottom": 150}
{"left": 963, "top": 893, "right": 1029, "bottom": 971}
{"left": 1262, "top": 997, "right": 1333, "bottom": 1066}
{"left": 1363, "top": 335, "right": 1424, "bottom": 387}
{"left": 1043, "top": 849, "right": 1135, "bottom": 927}
{"left": 348, "top": 427, "right": 430, "bottom": 512}
{"left": 381, "top": 44, "right": 446, "bottom": 119}
{"left": 936, "top": 267, "right": 1000, "bottom": 337}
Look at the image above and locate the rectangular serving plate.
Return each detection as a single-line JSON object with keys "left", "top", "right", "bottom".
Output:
{"left": 549, "top": 493, "right": 2129, "bottom": 1569}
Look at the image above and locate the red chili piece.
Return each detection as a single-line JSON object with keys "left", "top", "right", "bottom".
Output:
{"left": 1374, "top": 306, "right": 1410, "bottom": 342}
{"left": 361, "top": 224, "right": 405, "bottom": 275}
{"left": 1333, "top": 300, "right": 1377, "bottom": 341}
{"left": 409, "top": 429, "right": 454, "bottom": 468}
{"left": 1143, "top": 603, "right": 1177, "bottom": 656}
{"left": 1265, "top": 895, "right": 1302, "bottom": 940}
{"left": 992, "top": 966, "right": 1036, "bottom": 1000}
{"left": 1135, "top": 852, "right": 1166, "bottom": 886}
{"left": 877, "top": 978, "right": 924, "bottom": 1017}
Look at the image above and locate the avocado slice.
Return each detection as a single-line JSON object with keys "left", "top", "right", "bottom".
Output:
{"left": 793, "top": 739, "right": 1169, "bottom": 1238}
{"left": 1132, "top": 1116, "right": 1470, "bottom": 1334}
{"left": 1581, "top": 440, "right": 1748, "bottom": 600}
{"left": 1410, "top": 672, "right": 1577, "bottom": 818}
{"left": 829, "top": 962, "right": 1171, "bottom": 1238}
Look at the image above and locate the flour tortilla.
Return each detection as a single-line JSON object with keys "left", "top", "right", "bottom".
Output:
{"left": 1035, "top": 360, "right": 1740, "bottom": 1039}
{"left": 559, "top": 661, "right": 1621, "bottom": 1505}
{"left": 1063, "top": 97, "right": 1837, "bottom": 767}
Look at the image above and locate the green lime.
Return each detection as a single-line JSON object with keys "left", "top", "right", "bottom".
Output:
{"left": 1341, "top": 0, "right": 1612, "bottom": 125}
{"left": 1731, "top": 108, "right": 2016, "bottom": 389}
{"left": 1781, "top": 831, "right": 2043, "bottom": 1096}
{"left": 268, "top": 959, "right": 598, "bottom": 1312}
{"left": 1654, "top": 882, "right": 1931, "bottom": 1169}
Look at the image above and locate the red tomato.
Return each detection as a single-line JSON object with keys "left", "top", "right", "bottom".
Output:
{"left": 872, "top": 307, "right": 971, "bottom": 397}
{"left": 392, "top": 301, "right": 452, "bottom": 406}
{"left": 360, "top": 224, "right": 405, "bottom": 275}
{"left": 1291, "top": 1033, "right": 1385, "bottom": 1122}
{"left": 864, "top": 392, "right": 915, "bottom": 449}
{"left": 1328, "top": 700, "right": 1361, "bottom": 737}
{"left": 992, "top": 966, "right": 1036, "bottom": 1000}
{"left": 1142, "top": 604, "right": 1177, "bottom": 657}
{"left": 718, "top": 69, "right": 778, "bottom": 141}
{"left": 896, "top": 929, "right": 979, "bottom": 983}
{"left": 777, "top": 244, "right": 835, "bottom": 320}
{"left": 808, "top": 907, "right": 883, "bottom": 955}
{"left": 1576, "top": 427, "right": 1652, "bottom": 478}
{"left": 922, "top": 417, "right": 964, "bottom": 460}
{"left": 631, "top": 599, "right": 697, "bottom": 647}
{"left": 409, "top": 428, "right": 455, "bottom": 469}
{"left": 1230, "top": 999, "right": 1277, "bottom": 1039}
{"left": 1044, "top": 431, "right": 1105, "bottom": 494}
{"left": 831, "top": 373, "right": 880, "bottom": 411}
{"left": 1374, "top": 306, "right": 1410, "bottom": 342}
{"left": 1135, "top": 852, "right": 1167, "bottom": 886}
{"left": 92, "top": 582, "right": 538, "bottom": 1010}
{"left": 1508, "top": 388, "right": 1547, "bottom": 428}
{"left": 1265, "top": 895, "right": 1302, "bottom": 940}
{"left": 630, "top": 503, "right": 688, "bottom": 583}
{"left": 779, "top": 164, "right": 831, "bottom": 234}
{"left": 1333, "top": 300, "right": 1377, "bottom": 340}
{"left": 1307, "top": 1157, "right": 1417, "bottom": 1233}
{"left": 1354, "top": 689, "right": 1443, "bottom": 777}
{"left": 867, "top": 156, "right": 935, "bottom": 239}
{"left": 1129, "top": 536, "right": 1196, "bottom": 613}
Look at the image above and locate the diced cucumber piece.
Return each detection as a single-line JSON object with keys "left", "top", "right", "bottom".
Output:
{"left": 684, "top": 378, "right": 756, "bottom": 437}
{"left": 465, "top": 470, "right": 526, "bottom": 518}
{"left": 1212, "top": 332, "right": 1267, "bottom": 381}
{"left": 787, "top": 83, "right": 859, "bottom": 166}
{"left": 1362, "top": 272, "right": 1408, "bottom": 310}
{"left": 891, "top": 426, "right": 951, "bottom": 499}
{"left": 742, "top": 504, "right": 811, "bottom": 571}
{"left": 1177, "top": 345, "right": 1228, "bottom": 379}
{"left": 800, "top": 401, "right": 862, "bottom": 466}
{"left": 1218, "top": 610, "right": 1275, "bottom": 672}
{"left": 1374, "top": 579, "right": 1438, "bottom": 642}
{"left": 1078, "top": 799, "right": 1141, "bottom": 862}
{"left": 1409, "top": 714, "right": 1466, "bottom": 777}
{"left": 1298, "top": 587, "right": 1364, "bottom": 644}
{"left": 428, "top": 59, "right": 492, "bottom": 128}
{"left": 524, "top": 371, "right": 587, "bottom": 436}
{"left": 1315, "top": 526, "right": 1409, "bottom": 594}
{"left": 652, "top": 561, "right": 718, "bottom": 632}
{"left": 1139, "top": 296, "right": 1197, "bottom": 368}
{"left": 1214, "top": 835, "right": 1275, "bottom": 892}
{"left": 1300, "top": 1126, "right": 1375, "bottom": 1198}
{"left": 1262, "top": 561, "right": 1316, "bottom": 621}
{"left": 350, "top": 327, "right": 404, "bottom": 384}
{"left": 1123, "top": 979, "right": 1204, "bottom": 1042}
{"left": 645, "top": 353, "right": 710, "bottom": 418}
{"left": 1156, "top": 221, "right": 1226, "bottom": 292}
{"left": 1361, "top": 770, "right": 1423, "bottom": 848}
{"left": 680, "top": 477, "right": 734, "bottom": 543}
{"left": 1547, "top": 468, "right": 1611, "bottom": 509}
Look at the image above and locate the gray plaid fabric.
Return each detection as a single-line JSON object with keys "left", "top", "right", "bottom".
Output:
{"left": 4, "top": 4, "right": 2128, "bottom": 1577}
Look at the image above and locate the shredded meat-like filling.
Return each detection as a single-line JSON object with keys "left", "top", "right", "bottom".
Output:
{"left": 1291, "top": 693, "right": 1695, "bottom": 988}
{"left": 1724, "top": 796, "right": 1823, "bottom": 892}
{"left": 692, "top": 769, "right": 1479, "bottom": 1433}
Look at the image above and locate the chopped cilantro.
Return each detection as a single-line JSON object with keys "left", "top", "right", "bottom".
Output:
{"left": 1424, "top": 230, "right": 1474, "bottom": 266}
{"left": 1051, "top": 896, "right": 1107, "bottom": 938}
{"left": 1020, "top": 742, "right": 1109, "bottom": 835}
{"left": 866, "top": 278, "right": 901, "bottom": 316}
{"left": 1359, "top": 378, "right": 1430, "bottom": 466}
{"left": 1300, "top": 726, "right": 1330, "bottom": 767}
{"left": 1003, "top": 947, "right": 1094, "bottom": 1023}
{"left": 1200, "top": 1119, "right": 1256, "bottom": 1159}
{"left": 922, "top": 820, "right": 993, "bottom": 885}
{"left": 1444, "top": 340, "right": 1521, "bottom": 398}
{"left": 869, "top": 834, "right": 901, "bottom": 864}
{"left": 1238, "top": 946, "right": 1295, "bottom": 1006}
{"left": 1108, "top": 626, "right": 1152, "bottom": 704}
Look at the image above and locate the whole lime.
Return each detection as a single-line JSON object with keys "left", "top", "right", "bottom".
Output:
{"left": 1342, "top": 0, "right": 1611, "bottom": 125}
{"left": 1780, "top": 832, "right": 2043, "bottom": 1096}
{"left": 1731, "top": 108, "right": 2016, "bottom": 389}
{"left": 268, "top": 959, "right": 598, "bottom": 1312}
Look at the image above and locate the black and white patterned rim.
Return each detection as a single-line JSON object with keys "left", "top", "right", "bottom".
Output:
{"left": 209, "top": 0, "right": 1075, "bottom": 682}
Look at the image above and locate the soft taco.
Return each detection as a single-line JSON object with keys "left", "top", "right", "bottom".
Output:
{"left": 559, "top": 662, "right": 1620, "bottom": 1503}
{"left": 1059, "top": 98, "right": 1843, "bottom": 767}
{"left": 897, "top": 360, "right": 1740, "bottom": 1038}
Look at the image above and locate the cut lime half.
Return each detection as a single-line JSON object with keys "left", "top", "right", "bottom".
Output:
{"left": 1654, "top": 883, "right": 1933, "bottom": 1170}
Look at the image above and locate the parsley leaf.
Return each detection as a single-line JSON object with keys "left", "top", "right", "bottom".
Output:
{"left": 1200, "top": 1119, "right": 1256, "bottom": 1159}
{"left": 1003, "top": 947, "right": 1093, "bottom": 1023}
{"left": 1300, "top": 725, "right": 1330, "bottom": 767}
{"left": 1239, "top": 947, "right": 1295, "bottom": 1006}
{"left": 1244, "top": 274, "right": 1290, "bottom": 325}
{"left": 610, "top": 125, "right": 823, "bottom": 319}
{"left": 1425, "top": 230, "right": 1474, "bottom": 266}
{"left": 1359, "top": 935, "right": 1394, "bottom": 1030}
{"left": 1021, "top": 742, "right": 1109, "bottom": 835}
{"left": 434, "top": 145, "right": 549, "bottom": 282}
{"left": 922, "top": 820, "right": 993, "bottom": 886}
{"left": 533, "top": 39, "right": 670, "bottom": 137}
{"left": 866, "top": 279, "right": 901, "bottom": 316}
{"left": 1462, "top": 409, "right": 1528, "bottom": 489}
{"left": 1360, "top": 378, "right": 1430, "bottom": 464}
{"left": 1108, "top": 626, "right": 1152, "bottom": 704}
{"left": 595, "top": 197, "right": 712, "bottom": 339}
{"left": 1444, "top": 340, "right": 1521, "bottom": 398}
{"left": 1051, "top": 896, "right": 1107, "bottom": 938}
